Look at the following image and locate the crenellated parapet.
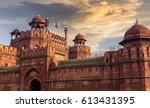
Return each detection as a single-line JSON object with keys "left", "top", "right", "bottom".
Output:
{"left": 52, "top": 33, "right": 66, "bottom": 43}
{"left": 0, "top": 45, "right": 17, "bottom": 66}
{"left": 20, "top": 47, "right": 48, "bottom": 59}
{"left": 30, "top": 30, "right": 51, "bottom": 39}
{"left": 0, "top": 44, "right": 17, "bottom": 55}
{"left": 104, "top": 43, "right": 150, "bottom": 65}
{"left": 11, "top": 30, "right": 51, "bottom": 42}
{"left": 11, "top": 29, "right": 66, "bottom": 42}
{"left": 11, "top": 30, "right": 30, "bottom": 41}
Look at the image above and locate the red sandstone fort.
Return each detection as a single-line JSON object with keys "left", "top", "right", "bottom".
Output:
{"left": 0, "top": 15, "right": 150, "bottom": 91}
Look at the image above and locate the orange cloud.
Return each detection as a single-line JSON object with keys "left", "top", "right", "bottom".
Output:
{"left": 71, "top": 0, "right": 142, "bottom": 29}
{"left": 0, "top": 0, "right": 144, "bottom": 52}
{"left": 65, "top": 0, "right": 143, "bottom": 51}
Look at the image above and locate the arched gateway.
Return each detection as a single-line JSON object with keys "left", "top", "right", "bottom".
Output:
{"left": 23, "top": 68, "right": 42, "bottom": 91}
{"left": 30, "top": 79, "right": 41, "bottom": 91}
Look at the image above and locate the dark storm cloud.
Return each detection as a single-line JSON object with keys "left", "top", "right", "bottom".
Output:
{"left": 0, "top": 1, "right": 80, "bottom": 45}
{"left": 0, "top": 1, "right": 79, "bottom": 21}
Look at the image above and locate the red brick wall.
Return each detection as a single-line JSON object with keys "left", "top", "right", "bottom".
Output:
{"left": 0, "top": 71, "right": 19, "bottom": 90}
{"left": 47, "top": 65, "right": 114, "bottom": 91}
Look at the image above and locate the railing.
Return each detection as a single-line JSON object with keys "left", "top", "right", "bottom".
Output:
{"left": 91, "top": 51, "right": 106, "bottom": 57}
{"left": 91, "top": 45, "right": 123, "bottom": 57}
{"left": 109, "top": 45, "right": 123, "bottom": 51}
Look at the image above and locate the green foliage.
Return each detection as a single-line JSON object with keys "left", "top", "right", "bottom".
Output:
{"left": 58, "top": 57, "right": 104, "bottom": 67}
{"left": 0, "top": 65, "right": 19, "bottom": 72}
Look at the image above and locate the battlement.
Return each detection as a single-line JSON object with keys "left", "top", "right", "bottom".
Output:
{"left": 11, "top": 30, "right": 31, "bottom": 42}
{"left": 104, "top": 44, "right": 150, "bottom": 64}
{"left": 20, "top": 47, "right": 48, "bottom": 59}
{"left": 50, "top": 30, "right": 65, "bottom": 38}
{"left": 11, "top": 29, "right": 65, "bottom": 39}
{"left": 52, "top": 34, "right": 66, "bottom": 44}
{"left": 0, "top": 44, "right": 17, "bottom": 55}
{"left": 11, "top": 29, "right": 66, "bottom": 44}
{"left": 20, "top": 30, "right": 31, "bottom": 38}
{"left": 11, "top": 30, "right": 50, "bottom": 42}
{"left": 30, "top": 30, "right": 50, "bottom": 38}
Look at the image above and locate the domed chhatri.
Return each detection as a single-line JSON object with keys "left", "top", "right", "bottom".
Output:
{"left": 124, "top": 23, "right": 150, "bottom": 40}
{"left": 73, "top": 33, "right": 86, "bottom": 41}
{"left": 120, "top": 20, "right": 150, "bottom": 45}
{"left": 10, "top": 29, "right": 20, "bottom": 34}
{"left": 29, "top": 15, "right": 48, "bottom": 30}
{"left": 10, "top": 29, "right": 21, "bottom": 37}
{"left": 31, "top": 15, "right": 45, "bottom": 23}
{"left": 72, "top": 33, "right": 87, "bottom": 46}
{"left": 69, "top": 33, "right": 91, "bottom": 59}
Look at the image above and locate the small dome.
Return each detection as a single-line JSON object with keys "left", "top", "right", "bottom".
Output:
{"left": 73, "top": 33, "right": 86, "bottom": 41}
{"left": 31, "top": 15, "right": 45, "bottom": 23}
{"left": 119, "top": 20, "right": 150, "bottom": 46}
{"left": 12, "top": 29, "right": 20, "bottom": 33}
{"left": 124, "top": 23, "right": 150, "bottom": 40}
{"left": 10, "top": 29, "right": 20, "bottom": 35}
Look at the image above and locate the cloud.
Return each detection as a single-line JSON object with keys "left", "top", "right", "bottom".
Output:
{"left": 0, "top": 0, "right": 147, "bottom": 52}
{"left": 64, "top": 0, "right": 143, "bottom": 51}
{"left": 0, "top": 1, "right": 79, "bottom": 45}
{"left": 71, "top": 0, "right": 142, "bottom": 31}
{"left": 0, "top": 0, "right": 73, "bottom": 7}
{"left": 0, "top": 25, "right": 11, "bottom": 45}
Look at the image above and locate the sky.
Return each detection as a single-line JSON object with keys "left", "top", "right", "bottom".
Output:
{"left": 0, "top": 0, "right": 150, "bottom": 52}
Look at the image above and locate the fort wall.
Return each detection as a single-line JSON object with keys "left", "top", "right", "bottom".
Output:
{"left": 46, "top": 64, "right": 114, "bottom": 91}
{"left": 0, "top": 71, "right": 19, "bottom": 90}
{"left": 46, "top": 44, "right": 150, "bottom": 91}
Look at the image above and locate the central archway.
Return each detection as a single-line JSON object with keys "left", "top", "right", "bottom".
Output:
{"left": 30, "top": 79, "right": 41, "bottom": 91}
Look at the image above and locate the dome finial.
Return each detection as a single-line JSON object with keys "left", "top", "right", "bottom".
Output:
{"left": 135, "top": 18, "right": 139, "bottom": 25}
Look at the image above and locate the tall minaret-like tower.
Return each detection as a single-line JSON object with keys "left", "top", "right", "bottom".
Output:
{"left": 64, "top": 27, "right": 68, "bottom": 46}
{"left": 45, "top": 17, "right": 49, "bottom": 31}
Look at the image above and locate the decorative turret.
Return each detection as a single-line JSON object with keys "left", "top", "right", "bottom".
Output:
{"left": 119, "top": 20, "right": 150, "bottom": 47}
{"left": 73, "top": 33, "right": 86, "bottom": 46}
{"left": 69, "top": 33, "right": 91, "bottom": 59}
{"left": 45, "top": 17, "right": 49, "bottom": 31}
{"left": 29, "top": 15, "right": 46, "bottom": 30}
{"left": 10, "top": 29, "right": 21, "bottom": 39}
{"left": 64, "top": 27, "right": 68, "bottom": 44}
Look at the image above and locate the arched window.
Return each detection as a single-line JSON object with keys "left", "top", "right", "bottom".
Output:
{"left": 128, "top": 49, "right": 131, "bottom": 59}
{"left": 136, "top": 47, "right": 139, "bottom": 58}
{"left": 106, "top": 58, "right": 109, "bottom": 63}
{"left": 22, "top": 45, "right": 28, "bottom": 50}
{"left": 147, "top": 47, "right": 149, "bottom": 58}
{"left": 5, "top": 63, "right": 8, "bottom": 67}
